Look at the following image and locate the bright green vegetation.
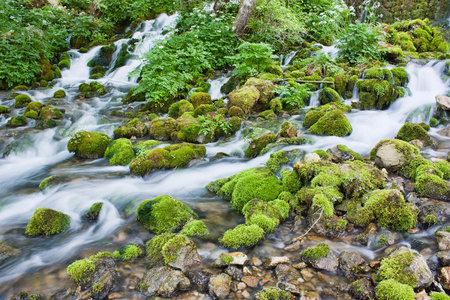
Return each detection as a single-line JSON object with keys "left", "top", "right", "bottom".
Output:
{"left": 356, "top": 79, "right": 404, "bottom": 110}
{"left": 180, "top": 220, "right": 208, "bottom": 237}
{"left": 220, "top": 255, "right": 234, "bottom": 265}
{"left": 7, "top": 116, "right": 28, "bottom": 128}
{"left": 113, "top": 243, "right": 143, "bottom": 260}
{"left": 375, "top": 280, "right": 415, "bottom": 300}
{"left": 255, "top": 287, "right": 291, "bottom": 300}
{"left": 242, "top": 199, "right": 289, "bottom": 233}
{"left": 129, "top": 143, "right": 206, "bottom": 176}
{"left": 67, "top": 252, "right": 113, "bottom": 284}
{"left": 14, "top": 94, "right": 32, "bottom": 108}
{"left": 307, "top": 109, "right": 352, "bottom": 137}
{"left": 104, "top": 138, "right": 135, "bottom": 166}
{"left": 85, "top": 202, "right": 103, "bottom": 221}
{"left": 113, "top": 118, "right": 148, "bottom": 139}
{"left": 146, "top": 233, "right": 193, "bottom": 265}
{"left": 220, "top": 224, "right": 265, "bottom": 249}
{"left": 136, "top": 195, "right": 197, "bottom": 234}
{"left": 206, "top": 167, "right": 284, "bottom": 211}
{"left": 274, "top": 81, "right": 311, "bottom": 111}
{"left": 168, "top": 100, "right": 195, "bottom": 119}
{"left": 25, "top": 208, "right": 70, "bottom": 236}
{"left": 319, "top": 87, "right": 341, "bottom": 105}
{"left": 370, "top": 139, "right": 419, "bottom": 163}
{"left": 336, "top": 144, "right": 363, "bottom": 161}
{"left": 198, "top": 114, "right": 231, "bottom": 142}
{"left": 0, "top": 106, "right": 11, "bottom": 114}
{"left": 228, "top": 86, "right": 260, "bottom": 115}
{"left": 376, "top": 250, "right": 419, "bottom": 286}
{"left": 67, "top": 131, "right": 111, "bottom": 159}
{"left": 245, "top": 133, "right": 277, "bottom": 158}
{"left": 430, "top": 292, "right": 450, "bottom": 300}
{"left": 39, "top": 176, "right": 59, "bottom": 190}
{"left": 300, "top": 243, "right": 330, "bottom": 260}
{"left": 396, "top": 122, "right": 433, "bottom": 145}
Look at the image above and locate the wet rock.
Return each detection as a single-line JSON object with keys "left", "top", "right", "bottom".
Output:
{"left": 406, "top": 192, "right": 421, "bottom": 204}
{"left": 241, "top": 275, "right": 259, "bottom": 288}
{"left": 436, "top": 94, "right": 450, "bottom": 111}
{"left": 25, "top": 207, "right": 70, "bottom": 236}
{"left": 113, "top": 118, "right": 148, "bottom": 139}
{"left": 227, "top": 86, "right": 260, "bottom": 114}
{"left": 167, "top": 237, "right": 202, "bottom": 272}
{"left": 275, "top": 264, "right": 301, "bottom": 282}
{"left": 277, "top": 121, "right": 298, "bottom": 138}
{"left": 0, "top": 242, "right": 20, "bottom": 264}
{"left": 215, "top": 252, "right": 248, "bottom": 267}
{"left": 339, "top": 251, "right": 365, "bottom": 278}
{"left": 438, "top": 127, "right": 450, "bottom": 138}
{"left": 327, "top": 145, "right": 362, "bottom": 163}
{"left": 439, "top": 266, "right": 450, "bottom": 291}
{"left": 245, "top": 132, "right": 276, "bottom": 158}
{"left": 263, "top": 256, "right": 291, "bottom": 268}
{"left": 225, "top": 265, "right": 244, "bottom": 280}
{"left": 300, "top": 268, "right": 315, "bottom": 281}
{"left": 437, "top": 251, "right": 450, "bottom": 266}
{"left": 187, "top": 270, "right": 209, "bottom": 292}
{"left": 208, "top": 273, "right": 231, "bottom": 299}
{"left": 370, "top": 139, "right": 418, "bottom": 171}
{"left": 300, "top": 291, "right": 321, "bottom": 299}
{"left": 418, "top": 199, "right": 450, "bottom": 224}
{"left": 436, "top": 231, "right": 450, "bottom": 251}
{"left": 350, "top": 278, "right": 375, "bottom": 300}
{"left": 138, "top": 266, "right": 190, "bottom": 297}
{"left": 300, "top": 243, "right": 339, "bottom": 272}
{"left": 303, "top": 153, "right": 321, "bottom": 163}
{"left": 67, "top": 131, "right": 111, "bottom": 159}
{"left": 250, "top": 257, "right": 262, "bottom": 266}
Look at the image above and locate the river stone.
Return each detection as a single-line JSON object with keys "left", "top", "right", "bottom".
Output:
{"left": 278, "top": 121, "right": 298, "bottom": 138}
{"left": 339, "top": 251, "right": 365, "bottom": 278}
{"left": 437, "top": 251, "right": 450, "bottom": 266}
{"left": 208, "top": 273, "right": 231, "bottom": 299}
{"left": 167, "top": 238, "right": 201, "bottom": 272}
{"left": 0, "top": 242, "right": 20, "bottom": 263}
{"left": 83, "top": 256, "right": 117, "bottom": 300}
{"left": 241, "top": 275, "right": 258, "bottom": 288}
{"left": 327, "top": 145, "right": 359, "bottom": 162}
{"left": 375, "top": 144, "right": 405, "bottom": 169}
{"left": 187, "top": 270, "right": 209, "bottom": 292}
{"left": 418, "top": 199, "right": 450, "bottom": 224}
{"left": 138, "top": 266, "right": 190, "bottom": 297}
{"left": 436, "top": 231, "right": 450, "bottom": 251}
{"left": 263, "top": 256, "right": 291, "bottom": 268}
{"left": 225, "top": 265, "right": 243, "bottom": 280}
{"left": 350, "top": 278, "right": 375, "bottom": 300}
{"left": 371, "top": 139, "right": 419, "bottom": 171}
{"left": 439, "top": 266, "right": 450, "bottom": 291}
{"left": 436, "top": 94, "right": 450, "bottom": 110}
{"left": 275, "top": 264, "right": 301, "bottom": 282}
{"left": 300, "top": 268, "right": 315, "bottom": 281}
{"left": 303, "top": 153, "right": 321, "bottom": 163}
{"left": 215, "top": 252, "right": 248, "bottom": 267}
{"left": 438, "top": 127, "right": 450, "bottom": 138}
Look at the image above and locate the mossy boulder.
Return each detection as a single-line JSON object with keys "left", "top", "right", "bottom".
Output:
{"left": 396, "top": 122, "right": 433, "bottom": 146}
{"left": 0, "top": 106, "right": 11, "bottom": 114}
{"left": 53, "top": 90, "right": 66, "bottom": 98}
{"left": 149, "top": 117, "right": 176, "bottom": 140}
{"left": 207, "top": 167, "right": 284, "bottom": 211}
{"left": 229, "top": 106, "right": 244, "bottom": 117}
{"left": 256, "top": 287, "right": 291, "bottom": 300}
{"left": 370, "top": 139, "right": 419, "bottom": 171}
{"left": 348, "top": 189, "right": 418, "bottom": 231}
{"left": 227, "top": 86, "right": 260, "bottom": 114}
{"left": 327, "top": 144, "right": 363, "bottom": 162}
{"left": 6, "top": 116, "right": 27, "bottom": 127}
{"left": 113, "top": 243, "right": 143, "bottom": 261}
{"left": 14, "top": 94, "right": 32, "bottom": 108}
{"left": 220, "top": 224, "right": 265, "bottom": 249}
{"left": 391, "top": 68, "right": 409, "bottom": 87}
{"left": 25, "top": 208, "right": 70, "bottom": 236}
{"left": 67, "top": 131, "right": 111, "bottom": 159}
{"left": 25, "top": 102, "right": 43, "bottom": 116}
{"left": 39, "top": 175, "right": 61, "bottom": 190}
{"left": 245, "top": 132, "right": 276, "bottom": 158}
{"left": 364, "top": 67, "right": 393, "bottom": 81}
{"left": 356, "top": 79, "right": 404, "bottom": 110}
{"left": 303, "top": 103, "right": 351, "bottom": 129}
{"left": 104, "top": 138, "right": 135, "bottom": 166}
{"left": 188, "top": 92, "right": 212, "bottom": 108}
{"left": 58, "top": 59, "right": 70, "bottom": 69}
{"left": 114, "top": 118, "right": 148, "bottom": 139}
{"left": 300, "top": 243, "right": 338, "bottom": 271}
{"left": 180, "top": 220, "right": 208, "bottom": 237}
{"left": 172, "top": 113, "right": 201, "bottom": 143}
{"left": 308, "top": 109, "right": 352, "bottom": 137}
{"left": 168, "top": 100, "right": 194, "bottom": 119}
{"left": 375, "top": 279, "right": 415, "bottom": 300}
{"left": 416, "top": 172, "right": 450, "bottom": 201}
{"left": 39, "top": 105, "right": 63, "bottom": 120}
{"left": 319, "top": 87, "right": 341, "bottom": 105}
{"left": 136, "top": 195, "right": 197, "bottom": 234}
{"left": 376, "top": 246, "right": 433, "bottom": 288}
{"left": 129, "top": 143, "right": 206, "bottom": 176}
{"left": 244, "top": 77, "right": 275, "bottom": 106}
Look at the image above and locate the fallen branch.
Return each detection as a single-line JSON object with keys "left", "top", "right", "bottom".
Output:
{"left": 295, "top": 80, "right": 334, "bottom": 84}
{"left": 287, "top": 207, "right": 324, "bottom": 245}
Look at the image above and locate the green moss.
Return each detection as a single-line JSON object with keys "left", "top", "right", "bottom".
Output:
{"left": 301, "top": 243, "right": 330, "bottom": 260}
{"left": 133, "top": 140, "right": 161, "bottom": 155}
{"left": 104, "top": 138, "right": 135, "bottom": 166}
{"left": 146, "top": 233, "right": 192, "bottom": 265}
{"left": 227, "top": 86, "right": 260, "bottom": 114}
{"left": 78, "top": 83, "right": 92, "bottom": 93}
{"left": 67, "top": 131, "right": 111, "bottom": 158}
{"left": 308, "top": 110, "right": 352, "bottom": 137}
{"left": 168, "top": 100, "right": 194, "bottom": 119}
{"left": 256, "top": 287, "right": 290, "bottom": 300}
{"left": 85, "top": 202, "right": 103, "bottom": 221}
{"left": 370, "top": 139, "right": 419, "bottom": 162}
{"left": 364, "top": 68, "right": 393, "bottom": 82}
{"left": 242, "top": 199, "right": 289, "bottom": 222}
{"left": 114, "top": 118, "right": 148, "bottom": 139}
{"left": 67, "top": 257, "right": 96, "bottom": 283}
{"left": 173, "top": 113, "right": 201, "bottom": 142}
{"left": 58, "top": 59, "right": 70, "bottom": 69}
{"left": 14, "top": 94, "right": 31, "bottom": 108}
{"left": 434, "top": 160, "right": 450, "bottom": 179}
{"left": 336, "top": 144, "right": 363, "bottom": 160}
{"left": 312, "top": 149, "right": 330, "bottom": 159}
{"left": 266, "top": 150, "right": 289, "bottom": 173}
{"left": 149, "top": 117, "right": 176, "bottom": 140}
{"left": 376, "top": 251, "right": 420, "bottom": 287}
{"left": 229, "top": 106, "right": 244, "bottom": 117}
{"left": 259, "top": 109, "right": 277, "bottom": 120}
{"left": 247, "top": 214, "right": 279, "bottom": 233}
{"left": 416, "top": 173, "right": 450, "bottom": 200}
{"left": 281, "top": 168, "right": 302, "bottom": 194}
{"left": 0, "top": 106, "right": 10, "bottom": 114}
{"left": 220, "top": 224, "right": 265, "bottom": 249}
{"left": 136, "top": 195, "right": 197, "bottom": 234}
{"left": 113, "top": 243, "right": 143, "bottom": 260}
{"left": 25, "top": 102, "right": 43, "bottom": 115}
{"left": 228, "top": 116, "right": 242, "bottom": 132}
{"left": 220, "top": 255, "right": 233, "bottom": 265}
{"left": 351, "top": 189, "right": 417, "bottom": 231}
{"left": 180, "top": 220, "right": 208, "bottom": 237}
{"left": 310, "top": 194, "right": 334, "bottom": 218}
{"left": 375, "top": 279, "right": 415, "bottom": 300}
{"left": 39, "top": 176, "right": 59, "bottom": 190}
{"left": 430, "top": 118, "right": 438, "bottom": 127}
{"left": 391, "top": 68, "right": 409, "bottom": 87}
{"left": 430, "top": 292, "right": 450, "bottom": 300}
{"left": 188, "top": 92, "right": 212, "bottom": 108}
{"left": 164, "top": 143, "right": 206, "bottom": 168}
{"left": 39, "top": 106, "right": 63, "bottom": 120}
{"left": 356, "top": 79, "right": 402, "bottom": 110}
{"left": 25, "top": 110, "right": 39, "bottom": 119}
{"left": 25, "top": 208, "right": 70, "bottom": 236}
{"left": 161, "top": 234, "right": 190, "bottom": 264}
{"left": 319, "top": 87, "right": 341, "bottom": 105}
{"left": 396, "top": 122, "right": 433, "bottom": 145}
{"left": 245, "top": 132, "right": 276, "bottom": 158}
{"left": 92, "top": 282, "right": 104, "bottom": 295}
{"left": 423, "top": 214, "right": 437, "bottom": 225}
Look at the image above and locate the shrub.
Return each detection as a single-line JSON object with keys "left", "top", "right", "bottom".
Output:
{"left": 337, "top": 22, "right": 381, "bottom": 63}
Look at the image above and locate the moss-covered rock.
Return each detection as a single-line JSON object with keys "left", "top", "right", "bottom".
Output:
{"left": 113, "top": 243, "right": 142, "bottom": 261}
{"left": 416, "top": 173, "right": 450, "bottom": 201}
{"left": 319, "top": 87, "right": 341, "bottom": 105}
{"left": 244, "top": 77, "right": 275, "bottom": 106}
{"left": 25, "top": 102, "right": 43, "bottom": 116}
{"left": 228, "top": 106, "right": 244, "bottom": 117}
{"left": 0, "top": 106, "right": 11, "bottom": 114}
{"left": 364, "top": 67, "right": 393, "bottom": 81}
{"left": 227, "top": 86, "right": 260, "bottom": 114}
{"left": 6, "top": 116, "right": 27, "bottom": 127}
{"left": 168, "top": 100, "right": 194, "bottom": 119}
{"left": 356, "top": 79, "right": 404, "bottom": 110}
{"left": 39, "top": 105, "right": 63, "bottom": 120}
{"left": 67, "top": 131, "right": 111, "bottom": 159}
{"left": 53, "top": 90, "right": 66, "bottom": 98}
{"left": 370, "top": 139, "right": 419, "bottom": 171}
{"left": 114, "top": 118, "right": 148, "bottom": 139}
{"left": 39, "top": 175, "right": 61, "bottom": 190}
{"left": 308, "top": 109, "right": 352, "bottom": 137}
{"left": 327, "top": 144, "right": 363, "bottom": 162}
{"left": 172, "top": 113, "right": 201, "bottom": 143}
{"left": 25, "top": 208, "right": 70, "bottom": 236}
{"left": 14, "top": 94, "right": 31, "bottom": 108}
{"left": 85, "top": 202, "right": 103, "bottom": 221}
{"left": 104, "top": 138, "right": 135, "bottom": 166}
{"left": 375, "top": 279, "right": 415, "bottom": 300}
{"left": 180, "top": 220, "right": 208, "bottom": 237}
{"left": 396, "top": 122, "right": 433, "bottom": 146}
{"left": 245, "top": 132, "right": 276, "bottom": 158}
{"left": 136, "top": 195, "right": 197, "bottom": 234}
{"left": 149, "top": 117, "right": 176, "bottom": 140}
{"left": 255, "top": 287, "right": 291, "bottom": 300}
{"left": 193, "top": 104, "right": 216, "bottom": 117}
{"left": 58, "top": 59, "right": 70, "bottom": 70}
{"left": 220, "top": 224, "right": 265, "bottom": 249}
{"left": 188, "top": 92, "right": 212, "bottom": 108}
{"left": 391, "top": 68, "right": 409, "bottom": 87}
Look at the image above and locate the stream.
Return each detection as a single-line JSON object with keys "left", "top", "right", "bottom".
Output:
{"left": 0, "top": 13, "right": 449, "bottom": 299}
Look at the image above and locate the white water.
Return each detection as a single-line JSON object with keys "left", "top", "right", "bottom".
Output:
{"left": 207, "top": 75, "right": 229, "bottom": 100}
{"left": 280, "top": 51, "right": 298, "bottom": 67}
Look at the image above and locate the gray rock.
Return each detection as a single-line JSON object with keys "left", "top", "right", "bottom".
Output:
{"left": 187, "top": 270, "right": 209, "bottom": 292}
{"left": 349, "top": 278, "right": 375, "bottom": 300}
{"left": 436, "top": 231, "right": 450, "bottom": 251}
{"left": 167, "top": 238, "right": 201, "bottom": 272}
{"left": 418, "top": 199, "right": 450, "bottom": 224}
{"left": 215, "top": 252, "right": 248, "bottom": 267}
{"left": 437, "top": 251, "right": 450, "bottom": 266}
{"left": 302, "top": 249, "right": 339, "bottom": 272}
{"left": 436, "top": 94, "right": 450, "bottom": 111}
{"left": 263, "top": 256, "right": 291, "bottom": 268}
{"left": 327, "top": 145, "right": 359, "bottom": 162}
{"left": 209, "top": 273, "right": 231, "bottom": 299}
{"left": 0, "top": 242, "right": 20, "bottom": 264}
{"left": 275, "top": 264, "right": 301, "bottom": 282}
{"left": 225, "top": 265, "right": 243, "bottom": 280}
{"left": 138, "top": 266, "right": 190, "bottom": 297}
{"left": 339, "top": 251, "right": 365, "bottom": 278}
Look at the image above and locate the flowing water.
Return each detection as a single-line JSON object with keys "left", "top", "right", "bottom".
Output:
{"left": 0, "top": 13, "right": 449, "bottom": 298}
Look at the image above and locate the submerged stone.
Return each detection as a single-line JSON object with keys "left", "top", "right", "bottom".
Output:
{"left": 138, "top": 266, "right": 190, "bottom": 297}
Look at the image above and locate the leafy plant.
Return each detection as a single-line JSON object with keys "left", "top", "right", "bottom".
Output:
{"left": 274, "top": 81, "right": 311, "bottom": 109}
{"left": 337, "top": 22, "right": 381, "bottom": 64}
{"left": 198, "top": 114, "right": 231, "bottom": 140}
{"left": 227, "top": 42, "right": 277, "bottom": 79}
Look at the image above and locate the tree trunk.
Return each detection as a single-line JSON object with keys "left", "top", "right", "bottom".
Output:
{"left": 233, "top": 0, "right": 256, "bottom": 37}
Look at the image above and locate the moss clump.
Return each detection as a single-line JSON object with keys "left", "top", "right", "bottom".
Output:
{"left": 0, "top": 106, "right": 11, "bottom": 114}
{"left": 256, "top": 287, "right": 291, "bottom": 300}
{"left": 136, "top": 195, "right": 197, "bottom": 234}
{"left": 220, "top": 255, "right": 233, "bottom": 265}
{"left": 24, "top": 110, "right": 38, "bottom": 119}
{"left": 350, "top": 189, "right": 417, "bottom": 231}
{"left": 25, "top": 102, "right": 43, "bottom": 115}
{"left": 229, "top": 106, "right": 244, "bottom": 117}
{"left": 242, "top": 199, "right": 289, "bottom": 222}
{"left": 6, "top": 116, "right": 27, "bottom": 128}
{"left": 281, "top": 168, "right": 302, "bottom": 194}
{"left": 416, "top": 173, "right": 450, "bottom": 201}
{"left": 308, "top": 109, "right": 352, "bottom": 137}
{"left": 259, "top": 109, "right": 277, "bottom": 120}
{"left": 247, "top": 214, "right": 279, "bottom": 233}
{"left": 336, "top": 144, "right": 363, "bottom": 161}
{"left": 227, "top": 86, "right": 260, "bottom": 114}
{"left": 396, "top": 122, "right": 433, "bottom": 145}
{"left": 58, "top": 59, "right": 70, "bottom": 69}
{"left": 301, "top": 243, "right": 330, "bottom": 260}
{"left": 25, "top": 208, "right": 70, "bottom": 236}
{"left": 303, "top": 103, "right": 351, "bottom": 129}
{"left": 67, "top": 131, "right": 111, "bottom": 159}
{"left": 39, "top": 176, "right": 60, "bottom": 190}
{"left": 220, "top": 224, "right": 265, "bottom": 249}
{"left": 311, "top": 194, "right": 334, "bottom": 218}
{"left": 67, "top": 257, "right": 96, "bottom": 283}
{"left": 391, "top": 68, "right": 409, "bottom": 87}
{"left": 168, "top": 100, "right": 194, "bottom": 119}
{"left": 53, "top": 90, "right": 66, "bottom": 98}
{"left": 245, "top": 132, "right": 277, "bottom": 158}
{"left": 149, "top": 117, "right": 176, "bottom": 140}
{"left": 376, "top": 250, "right": 420, "bottom": 287}
{"left": 14, "top": 94, "right": 32, "bottom": 108}
{"left": 39, "top": 106, "right": 63, "bottom": 120}
{"left": 104, "top": 138, "right": 135, "bottom": 166}
{"left": 364, "top": 67, "right": 393, "bottom": 81}
{"left": 188, "top": 92, "right": 212, "bottom": 108}
{"left": 133, "top": 140, "right": 161, "bottom": 154}
{"left": 319, "top": 87, "right": 341, "bottom": 105}
{"left": 193, "top": 104, "right": 216, "bottom": 118}
{"left": 180, "top": 220, "right": 208, "bottom": 237}
{"left": 313, "top": 149, "right": 330, "bottom": 159}
{"left": 85, "top": 202, "right": 103, "bottom": 221}
{"left": 266, "top": 150, "right": 289, "bottom": 173}
{"left": 370, "top": 139, "right": 419, "bottom": 169}
{"left": 207, "top": 167, "right": 284, "bottom": 211}
{"left": 375, "top": 279, "right": 415, "bottom": 300}
{"left": 146, "top": 233, "right": 193, "bottom": 265}
{"left": 356, "top": 79, "right": 403, "bottom": 110}
{"left": 430, "top": 292, "right": 450, "bottom": 300}
{"left": 113, "top": 243, "right": 143, "bottom": 261}
{"left": 114, "top": 118, "right": 148, "bottom": 139}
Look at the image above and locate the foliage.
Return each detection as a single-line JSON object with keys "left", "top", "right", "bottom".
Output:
{"left": 198, "top": 114, "right": 231, "bottom": 140}
{"left": 274, "top": 81, "right": 311, "bottom": 109}
{"left": 227, "top": 42, "right": 277, "bottom": 79}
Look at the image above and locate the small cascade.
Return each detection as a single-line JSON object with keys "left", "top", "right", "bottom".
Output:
{"left": 316, "top": 43, "right": 339, "bottom": 60}
{"left": 207, "top": 75, "right": 229, "bottom": 100}
{"left": 280, "top": 50, "right": 298, "bottom": 67}
{"left": 308, "top": 91, "right": 320, "bottom": 107}
{"left": 60, "top": 46, "right": 102, "bottom": 87}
